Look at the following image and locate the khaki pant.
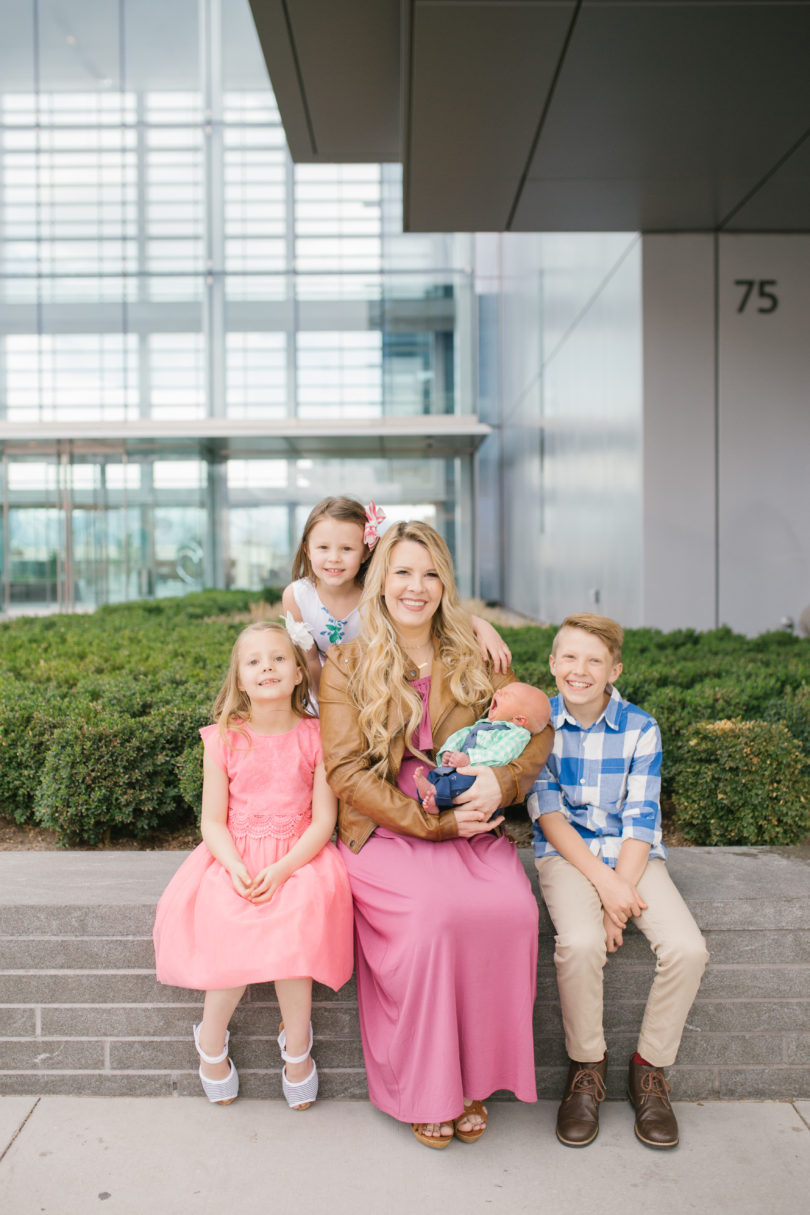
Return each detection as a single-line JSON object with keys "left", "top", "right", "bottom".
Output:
{"left": 536, "top": 855, "right": 708, "bottom": 1067}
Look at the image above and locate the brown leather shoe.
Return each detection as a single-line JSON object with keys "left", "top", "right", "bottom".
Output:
{"left": 555, "top": 1056, "right": 607, "bottom": 1146}
{"left": 627, "top": 1058, "right": 679, "bottom": 1148}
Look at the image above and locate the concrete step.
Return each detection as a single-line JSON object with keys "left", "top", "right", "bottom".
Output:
{"left": 1, "top": 847, "right": 808, "bottom": 1100}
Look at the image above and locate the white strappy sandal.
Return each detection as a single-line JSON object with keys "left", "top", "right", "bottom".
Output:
{"left": 277, "top": 1021, "right": 318, "bottom": 1110}
{"left": 193, "top": 1023, "right": 239, "bottom": 1105}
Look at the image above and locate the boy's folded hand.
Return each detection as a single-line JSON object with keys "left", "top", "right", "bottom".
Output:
{"left": 595, "top": 868, "right": 647, "bottom": 926}
{"left": 603, "top": 909, "right": 624, "bottom": 952}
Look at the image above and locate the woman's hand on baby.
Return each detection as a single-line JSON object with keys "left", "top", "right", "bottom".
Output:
{"left": 453, "top": 807, "right": 505, "bottom": 837}
{"left": 248, "top": 863, "right": 288, "bottom": 904}
{"left": 228, "top": 863, "right": 255, "bottom": 900}
{"left": 452, "top": 764, "right": 502, "bottom": 816}
{"left": 452, "top": 766, "right": 504, "bottom": 835}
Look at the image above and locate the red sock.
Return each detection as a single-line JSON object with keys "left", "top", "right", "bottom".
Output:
{"left": 633, "top": 1051, "right": 653, "bottom": 1067}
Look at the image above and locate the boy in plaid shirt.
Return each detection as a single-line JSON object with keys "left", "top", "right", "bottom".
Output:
{"left": 528, "top": 614, "right": 707, "bottom": 1150}
{"left": 415, "top": 682, "right": 551, "bottom": 811}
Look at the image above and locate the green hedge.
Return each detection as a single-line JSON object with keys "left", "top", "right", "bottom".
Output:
{"left": 507, "top": 623, "right": 810, "bottom": 800}
{"left": 672, "top": 719, "right": 810, "bottom": 846}
{"left": 1, "top": 596, "right": 809, "bottom": 846}
{"left": 33, "top": 703, "right": 208, "bottom": 847}
{"left": 0, "top": 589, "right": 281, "bottom": 845}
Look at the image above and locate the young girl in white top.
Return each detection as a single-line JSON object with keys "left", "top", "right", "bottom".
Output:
{"left": 153, "top": 621, "right": 353, "bottom": 1110}
{"left": 281, "top": 497, "right": 512, "bottom": 696}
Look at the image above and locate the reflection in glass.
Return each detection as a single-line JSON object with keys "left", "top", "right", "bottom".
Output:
{"left": 0, "top": 1, "right": 476, "bottom": 611}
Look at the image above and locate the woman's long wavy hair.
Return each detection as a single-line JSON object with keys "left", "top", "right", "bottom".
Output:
{"left": 212, "top": 622, "right": 313, "bottom": 744}
{"left": 349, "top": 521, "right": 493, "bottom": 779}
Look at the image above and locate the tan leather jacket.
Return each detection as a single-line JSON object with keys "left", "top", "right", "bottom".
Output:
{"left": 319, "top": 639, "right": 554, "bottom": 854}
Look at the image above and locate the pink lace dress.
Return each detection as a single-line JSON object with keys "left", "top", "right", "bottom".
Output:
{"left": 153, "top": 717, "right": 353, "bottom": 992}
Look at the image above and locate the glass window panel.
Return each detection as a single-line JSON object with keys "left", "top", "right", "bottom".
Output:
{"left": 152, "top": 461, "right": 205, "bottom": 490}
{"left": 144, "top": 93, "right": 204, "bottom": 124}
{"left": 149, "top": 334, "right": 204, "bottom": 416}
{"left": 148, "top": 276, "right": 204, "bottom": 302}
{"left": 123, "top": 0, "right": 200, "bottom": 95}
{"left": 296, "top": 332, "right": 382, "bottom": 418}
{"left": 220, "top": 0, "right": 279, "bottom": 91}
{"left": 225, "top": 238, "right": 286, "bottom": 274}
{"left": 225, "top": 273, "right": 287, "bottom": 302}
{"left": 37, "top": 0, "right": 120, "bottom": 92}
{"left": 6, "top": 506, "right": 64, "bottom": 609}
{"left": 226, "top": 506, "right": 289, "bottom": 589}
{"left": 7, "top": 462, "right": 59, "bottom": 492}
{"left": 0, "top": 5, "right": 473, "bottom": 610}
{"left": 223, "top": 94, "right": 280, "bottom": 124}
{"left": 69, "top": 465, "right": 100, "bottom": 491}
{"left": 226, "top": 332, "right": 287, "bottom": 417}
{"left": 104, "top": 463, "right": 141, "bottom": 490}
{"left": 4, "top": 334, "right": 138, "bottom": 421}
{"left": 146, "top": 126, "right": 203, "bottom": 149}
{"left": 227, "top": 461, "right": 288, "bottom": 490}
{"left": 152, "top": 507, "right": 206, "bottom": 597}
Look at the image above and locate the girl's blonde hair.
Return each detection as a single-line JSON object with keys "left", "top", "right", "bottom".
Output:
{"left": 349, "top": 520, "right": 493, "bottom": 778}
{"left": 212, "top": 622, "right": 312, "bottom": 742}
{"left": 290, "top": 497, "right": 370, "bottom": 584}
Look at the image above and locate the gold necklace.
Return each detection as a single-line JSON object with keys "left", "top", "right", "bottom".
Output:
{"left": 406, "top": 643, "right": 433, "bottom": 672}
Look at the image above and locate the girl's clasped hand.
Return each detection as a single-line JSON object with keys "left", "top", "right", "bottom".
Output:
{"left": 227, "top": 859, "right": 288, "bottom": 903}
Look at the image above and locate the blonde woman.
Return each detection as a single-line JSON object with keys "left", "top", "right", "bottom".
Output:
{"left": 319, "top": 522, "right": 553, "bottom": 1149}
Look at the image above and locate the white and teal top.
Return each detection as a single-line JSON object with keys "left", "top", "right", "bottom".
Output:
{"left": 291, "top": 578, "right": 362, "bottom": 664}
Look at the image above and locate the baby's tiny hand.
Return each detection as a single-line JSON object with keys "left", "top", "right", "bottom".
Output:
{"left": 443, "top": 750, "right": 470, "bottom": 769}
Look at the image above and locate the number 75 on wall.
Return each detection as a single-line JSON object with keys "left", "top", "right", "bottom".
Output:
{"left": 734, "top": 279, "right": 778, "bottom": 313}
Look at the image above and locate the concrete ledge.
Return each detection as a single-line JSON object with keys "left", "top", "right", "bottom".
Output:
{"left": 1, "top": 846, "right": 808, "bottom": 1100}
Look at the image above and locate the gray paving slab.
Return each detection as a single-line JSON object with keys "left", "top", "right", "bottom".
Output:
{"left": 1, "top": 1098, "right": 807, "bottom": 1215}
{"left": 0, "top": 851, "right": 187, "bottom": 904}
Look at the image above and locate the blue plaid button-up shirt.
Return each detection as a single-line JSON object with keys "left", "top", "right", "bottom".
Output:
{"left": 527, "top": 685, "right": 665, "bottom": 868}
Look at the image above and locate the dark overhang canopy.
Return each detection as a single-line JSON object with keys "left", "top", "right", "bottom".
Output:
{"left": 249, "top": 0, "right": 810, "bottom": 233}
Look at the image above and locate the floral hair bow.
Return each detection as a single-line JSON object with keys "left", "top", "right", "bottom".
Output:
{"left": 364, "top": 500, "right": 386, "bottom": 550}
{"left": 282, "top": 611, "right": 315, "bottom": 652}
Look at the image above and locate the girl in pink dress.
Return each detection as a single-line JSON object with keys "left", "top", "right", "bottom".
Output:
{"left": 153, "top": 622, "right": 353, "bottom": 1109}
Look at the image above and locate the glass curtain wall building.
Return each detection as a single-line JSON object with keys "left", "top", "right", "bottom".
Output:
{"left": 0, "top": 0, "right": 483, "bottom": 612}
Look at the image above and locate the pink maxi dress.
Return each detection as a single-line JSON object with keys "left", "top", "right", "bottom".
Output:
{"left": 154, "top": 717, "right": 353, "bottom": 992}
{"left": 338, "top": 677, "right": 539, "bottom": 1124}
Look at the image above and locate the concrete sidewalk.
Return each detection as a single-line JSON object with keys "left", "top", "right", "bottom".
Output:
{"left": 2, "top": 1096, "right": 808, "bottom": 1215}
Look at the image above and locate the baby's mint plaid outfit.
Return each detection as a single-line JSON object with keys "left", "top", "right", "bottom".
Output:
{"left": 437, "top": 719, "right": 531, "bottom": 767}
{"left": 420, "top": 718, "right": 532, "bottom": 809}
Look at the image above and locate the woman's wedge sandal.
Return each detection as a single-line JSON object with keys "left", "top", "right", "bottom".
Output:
{"left": 454, "top": 1100, "right": 488, "bottom": 1143}
{"left": 277, "top": 1021, "right": 318, "bottom": 1110}
{"left": 411, "top": 1122, "right": 454, "bottom": 1149}
{"left": 193, "top": 1023, "right": 239, "bottom": 1105}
